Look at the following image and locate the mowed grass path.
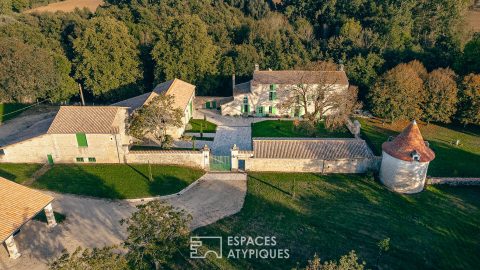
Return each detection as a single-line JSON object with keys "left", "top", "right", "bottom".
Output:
{"left": 358, "top": 118, "right": 480, "bottom": 177}
{"left": 252, "top": 120, "right": 352, "bottom": 138}
{"left": 0, "top": 163, "right": 42, "bottom": 183}
{"left": 33, "top": 164, "right": 204, "bottom": 199}
{"left": 193, "top": 173, "right": 480, "bottom": 270}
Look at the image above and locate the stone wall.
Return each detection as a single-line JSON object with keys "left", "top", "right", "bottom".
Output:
{"left": 125, "top": 150, "right": 206, "bottom": 169}
{"left": 244, "top": 157, "right": 379, "bottom": 173}
{"left": 427, "top": 177, "right": 480, "bottom": 185}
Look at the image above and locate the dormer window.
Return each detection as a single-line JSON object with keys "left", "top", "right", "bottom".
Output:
{"left": 411, "top": 150, "right": 421, "bottom": 161}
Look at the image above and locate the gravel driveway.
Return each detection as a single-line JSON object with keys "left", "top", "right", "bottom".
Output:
{"left": 0, "top": 173, "right": 247, "bottom": 270}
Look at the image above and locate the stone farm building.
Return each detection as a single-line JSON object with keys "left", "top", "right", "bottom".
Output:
{"left": 219, "top": 66, "right": 349, "bottom": 117}
{"left": 0, "top": 106, "right": 130, "bottom": 164}
{"left": 113, "top": 78, "right": 195, "bottom": 139}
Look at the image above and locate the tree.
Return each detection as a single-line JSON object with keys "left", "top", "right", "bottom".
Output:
{"left": 49, "top": 247, "right": 128, "bottom": 270}
{"left": 458, "top": 74, "right": 480, "bottom": 126}
{"left": 278, "top": 61, "right": 360, "bottom": 130}
{"left": 376, "top": 237, "right": 390, "bottom": 269}
{"left": 233, "top": 44, "right": 260, "bottom": 76}
{"left": 457, "top": 35, "right": 480, "bottom": 75}
{"left": 0, "top": 38, "right": 76, "bottom": 103}
{"left": 0, "top": 0, "right": 12, "bottom": 14}
{"left": 73, "top": 17, "right": 141, "bottom": 99}
{"left": 423, "top": 68, "right": 458, "bottom": 124}
{"left": 369, "top": 63, "right": 425, "bottom": 122}
{"left": 127, "top": 94, "right": 183, "bottom": 148}
{"left": 305, "top": 251, "right": 366, "bottom": 270}
{"left": 121, "top": 200, "right": 191, "bottom": 270}
{"left": 151, "top": 15, "right": 218, "bottom": 88}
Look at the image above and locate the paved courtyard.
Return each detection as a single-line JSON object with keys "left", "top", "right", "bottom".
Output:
{"left": 0, "top": 173, "right": 247, "bottom": 270}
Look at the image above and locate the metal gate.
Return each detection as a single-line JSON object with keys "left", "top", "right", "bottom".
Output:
{"left": 210, "top": 155, "right": 231, "bottom": 171}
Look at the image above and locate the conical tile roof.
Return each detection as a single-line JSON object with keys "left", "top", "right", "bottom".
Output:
{"left": 382, "top": 120, "right": 435, "bottom": 162}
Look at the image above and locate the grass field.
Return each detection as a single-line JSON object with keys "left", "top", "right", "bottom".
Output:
{"left": 252, "top": 120, "right": 352, "bottom": 138}
{"left": 187, "top": 119, "right": 217, "bottom": 133}
{"left": 0, "top": 163, "right": 42, "bottom": 183}
{"left": 24, "top": 0, "right": 103, "bottom": 13}
{"left": 0, "top": 103, "right": 30, "bottom": 123}
{"left": 32, "top": 164, "right": 204, "bottom": 199}
{"left": 191, "top": 173, "right": 480, "bottom": 269}
{"left": 358, "top": 118, "right": 480, "bottom": 177}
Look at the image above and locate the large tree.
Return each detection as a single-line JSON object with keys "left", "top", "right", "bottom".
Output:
{"left": 369, "top": 62, "right": 425, "bottom": 122}
{"left": 127, "top": 94, "right": 183, "bottom": 148}
{"left": 423, "top": 68, "right": 458, "bottom": 124}
{"left": 457, "top": 35, "right": 480, "bottom": 75}
{"left": 151, "top": 15, "right": 218, "bottom": 87}
{"left": 121, "top": 200, "right": 191, "bottom": 270}
{"left": 458, "top": 73, "right": 480, "bottom": 126}
{"left": 278, "top": 61, "right": 360, "bottom": 130}
{"left": 73, "top": 17, "right": 141, "bottom": 99}
{"left": 0, "top": 38, "right": 76, "bottom": 103}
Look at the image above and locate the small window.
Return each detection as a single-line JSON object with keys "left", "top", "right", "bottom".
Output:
{"left": 76, "top": 133, "right": 88, "bottom": 147}
{"left": 88, "top": 157, "right": 96, "bottom": 163}
{"left": 243, "top": 96, "right": 248, "bottom": 104}
{"left": 76, "top": 157, "right": 84, "bottom": 162}
{"left": 270, "top": 84, "right": 277, "bottom": 91}
{"left": 269, "top": 106, "right": 273, "bottom": 114}
{"left": 269, "top": 91, "right": 277, "bottom": 101}
{"left": 0, "top": 149, "right": 4, "bottom": 155}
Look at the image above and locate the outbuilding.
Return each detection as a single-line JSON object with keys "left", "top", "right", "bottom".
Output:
{"left": 0, "top": 177, "right": 57, "bottom": 259}
{"left": 379, "top": 120, "right": 435, "bottom": 194}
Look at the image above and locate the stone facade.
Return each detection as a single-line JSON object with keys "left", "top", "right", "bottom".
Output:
{"left": 379, "top": 151, "right": 429, "bottom": 194}
{"left": 166, "top": 94, "right": 195, "bottom": 139}
{"left": 221, "top": 83, "right": 348, "bottom": 117}
{"left": 0, "top": 108, "right": 130, "bottom": 164}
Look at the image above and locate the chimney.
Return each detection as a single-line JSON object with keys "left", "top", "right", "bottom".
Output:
{"left": 254, "top": 63, "right": 259, "bottom": 71}
{"left": 232, "top": 74, "right": 236, "bottom": 93}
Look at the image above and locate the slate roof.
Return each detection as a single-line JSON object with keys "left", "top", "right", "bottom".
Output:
{"left": 233, "top": 81, "right": 251, "bottom": 96}
{"left": 252, "top": 138, "right": 374, "bottom": 160}
{"left": 47, "top": 106, "right": 123, "bottom": 134}
{"left": 252, "top": 70, "right": 349, "bottom": 85}
{"left": 0, "top": 177, "right": 54, "bottom": 243}
{"left": 112, "top": 78, "right": 195, "bottom": 112}
{"left": 382, "top": 120, "right": 435, "bottom": 162}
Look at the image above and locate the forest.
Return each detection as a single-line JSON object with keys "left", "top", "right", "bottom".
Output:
{"left": 0, "top": 0, "right": 479, "bottom": 125}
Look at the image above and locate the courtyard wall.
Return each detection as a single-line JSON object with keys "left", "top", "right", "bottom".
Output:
{"left": 125, "top": 150, "right": 205, "bottom": 169}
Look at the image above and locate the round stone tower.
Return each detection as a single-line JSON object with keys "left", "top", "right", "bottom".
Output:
{"left": 379, "top": 120, "right": 435, "bottom": 194}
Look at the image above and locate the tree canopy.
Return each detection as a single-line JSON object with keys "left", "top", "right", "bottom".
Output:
{"left": 73, "top": 16, "right": 141, "bottom": 99}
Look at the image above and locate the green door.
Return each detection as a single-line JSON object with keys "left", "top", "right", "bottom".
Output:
{"left": 212, "top": 101, "right": 217, "bottom": 109}
{"left": 47, "top": 154, "right": 54, "bottom": 165}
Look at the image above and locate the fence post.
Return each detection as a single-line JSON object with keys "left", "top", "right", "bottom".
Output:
{"left": 202, "top": 145, "right": 210, "bottom": 170}
{"left": 231, "top": 144, "right": 239, "bottom": 172}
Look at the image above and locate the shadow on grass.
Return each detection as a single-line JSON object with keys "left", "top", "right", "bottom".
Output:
{"left": 33, "top": 165, "right": 125, "bottom": 199}
{"left": 186, "top": 173, "right": 480, "bottom": 270}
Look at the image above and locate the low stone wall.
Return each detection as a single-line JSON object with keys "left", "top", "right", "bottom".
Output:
{"left": 244, "top": 157, "right": 380, "bottom": 173}
{"left": 126, "top": 150, "right": 205, "bottom": 169}
{"left": 427, "top": 177, "right": 480, "bottom": 186}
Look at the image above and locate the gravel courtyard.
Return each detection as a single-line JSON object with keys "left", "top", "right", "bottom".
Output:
{"left": 0, "top": 173, "right": 247, "bottom": 270}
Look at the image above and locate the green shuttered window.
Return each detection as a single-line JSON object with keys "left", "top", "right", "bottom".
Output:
{"left": 76, "top": 133, "right": 88, "bottom": 147}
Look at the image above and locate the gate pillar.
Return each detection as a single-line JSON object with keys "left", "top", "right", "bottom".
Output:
{"left": 231, "top": 144, "right": 239, "bottom": 172}
{"left": 202, "top": 145, "right": 210, "bottom": 170}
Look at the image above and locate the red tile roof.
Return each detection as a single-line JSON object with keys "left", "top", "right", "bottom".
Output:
{"left": 0, "top": 177, "right": 54, "bottom": 243}
{"left": 382, "top": 120, "right": 435, "bottom": 162}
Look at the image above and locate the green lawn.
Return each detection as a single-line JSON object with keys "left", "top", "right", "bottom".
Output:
{"left": 358, "top": 118, "right": 480, "bottom": 177}
{"left": 187, "top": 119, "right": 217, "bottom": 133}
{"left": 0, "top": 163, "right": 42, "bottom": 183}
{"left": 252, "top": 120, "right": 352, "bottom": 138}
{"left": 191, "top": 173, "right": 480, "bottom": 270}
{"left": 0, "top": 103, "right": 29, "bottom": 123}
{"left": 32, "top": 164, "right": 204, "bottom": 199}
